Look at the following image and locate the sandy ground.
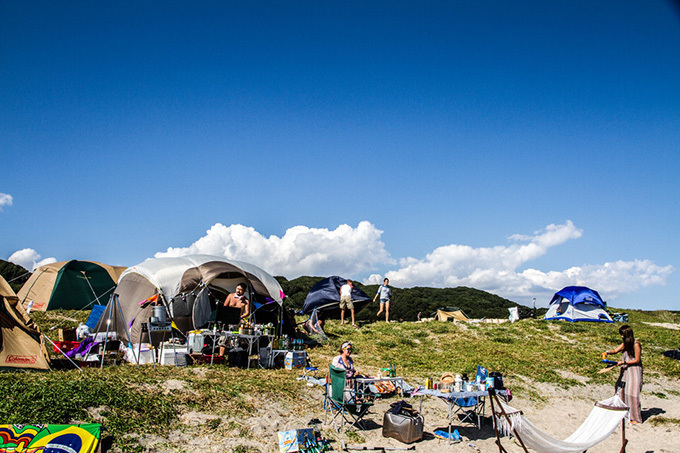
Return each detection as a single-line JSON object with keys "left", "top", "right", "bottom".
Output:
{"left": 141, "top": 371, "right": 680, "bottom": 453}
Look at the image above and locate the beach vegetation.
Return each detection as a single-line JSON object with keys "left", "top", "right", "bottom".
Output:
{"left": 0, "top": 307, "right": 677, "bottom": 451}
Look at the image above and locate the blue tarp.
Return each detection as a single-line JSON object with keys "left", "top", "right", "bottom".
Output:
{"left": 301, "top": 276, "right": 372, "bottom": 316}
{"left": 85, "top": 304, "right": 106, "bottom": 330}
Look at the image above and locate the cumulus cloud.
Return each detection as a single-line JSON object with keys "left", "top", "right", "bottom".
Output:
{"left": 155, "top": 221, "right": 394, "bottom": 278}
{"left": 373, "top": 221, "right": 672, "bottom": 303}
{"left": 8, "top": 248, "right": 57, "bottom": 271}
{"left": 0, "top": 193, "right": 13, "bottom": 211}
{"left": 154, "top": 219, "right": 672, "bottom": 306}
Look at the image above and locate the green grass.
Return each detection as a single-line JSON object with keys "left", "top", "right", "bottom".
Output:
{"left": 2, "top": 308, "right": 678, "bottom": 451}
{"left": 649, "top": 416, "right": 680, "bottom": 427}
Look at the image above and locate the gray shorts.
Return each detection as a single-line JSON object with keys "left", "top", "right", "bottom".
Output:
{"left": 380, "top": 299, "right": 390, "bottom": 304}
{"left": 340, "top": 295, "right": 354, "bottom": 310}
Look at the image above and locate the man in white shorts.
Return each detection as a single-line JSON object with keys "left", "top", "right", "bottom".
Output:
{"left": 339, "top": 279, "right": 356, "bottom": 326}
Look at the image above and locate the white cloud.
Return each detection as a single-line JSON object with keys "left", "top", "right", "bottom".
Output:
{"left": 153, "top": 219, "right": 673, "bottom": 307}
{"left": 0, "top": 193, "right": 13, "bottom": 211}
{"left": 8, "top": 248, "right": 57, "bottom": 271}
{"left": 377, "top": 221, "right": 672, "bottom": 304}
{"left": 155, "top": 221, "right": 394, "bottom": 278}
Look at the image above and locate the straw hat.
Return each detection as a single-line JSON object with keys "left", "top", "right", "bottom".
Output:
{"left": 441, "top": 372, "right": 455, "bottom": 384}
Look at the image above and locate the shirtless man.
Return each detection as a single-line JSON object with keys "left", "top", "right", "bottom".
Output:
{"left": 224, "top": 283, "right": 250, "bottom": 319}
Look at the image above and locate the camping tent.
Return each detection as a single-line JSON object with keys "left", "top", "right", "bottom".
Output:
{"left": 435, "top": 308, "right": 470, "bottom": 322}
{"left": 544, "top": 286, "right": 613, "bottom": 323}
{"left": 0, "top": 275, "right": 50, "bottom": 371}
{"left": 94, "top": 255, "right": 287, "bottom": 343}
{"left": 17, "top": 261, "right": 126, "bottom": 312}
{"left": 302, "top": 276, "right": 372, "bottom": 317}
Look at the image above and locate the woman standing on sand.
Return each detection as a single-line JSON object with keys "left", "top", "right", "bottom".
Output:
{"left": 606, "top": 324, "right": 643, "bottom": 424}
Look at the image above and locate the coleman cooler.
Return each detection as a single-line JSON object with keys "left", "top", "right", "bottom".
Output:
{"left": 382, "top": 408, "right": 424, "bottom": 443}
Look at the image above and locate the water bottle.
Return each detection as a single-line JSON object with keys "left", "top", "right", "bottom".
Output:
{"left": 454, "top": 374, "right": 462, "bottom": 392}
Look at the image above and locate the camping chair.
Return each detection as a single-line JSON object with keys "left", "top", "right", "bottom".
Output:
{"left": 298, "top": 307, "right": 328, "bottom": 341}
{"left": 453, "top": 396, "right": 484, "bottom": 429}
{"left": 324, "top": 365, "right": 374, "bottom": 432}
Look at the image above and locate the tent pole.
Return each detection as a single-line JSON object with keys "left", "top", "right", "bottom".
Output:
{"left": 17, "top": 267, "right": 48, "bottom": 307}
{"left": 279, "top": 301, "right": 283, "bottom": 338}
{"left": 100, "top": 294, "right": 115, "bottom": 369}
{"left": 81, "top": 270, "right": 103, "bottom": 306}
{"left": 43, "top": 333, "right": 83, "bottom": 372}
{"left": 114, "top": 293, "right": 139, "bottom": 366}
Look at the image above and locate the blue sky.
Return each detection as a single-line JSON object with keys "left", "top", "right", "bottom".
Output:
{"left": 2, "top": 1, "right": 679, "bottom": 310}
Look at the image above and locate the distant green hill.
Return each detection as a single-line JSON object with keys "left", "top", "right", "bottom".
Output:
{"left": 0, "top": 259, "right": 31, "bottom": 293}
{"left": 275, "top": 275, "right": 524, "bottom": 321}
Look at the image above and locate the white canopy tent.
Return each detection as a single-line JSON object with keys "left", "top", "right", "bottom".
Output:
{"left": 94, "top": 255, "right": 284, "bottom": 343}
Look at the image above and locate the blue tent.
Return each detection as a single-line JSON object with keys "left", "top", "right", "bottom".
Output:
{"left": 544, "top": 286, "right": 613, "bottom": 323}
{"left": 302, "top": 276, "right": 372, "bottom": 316}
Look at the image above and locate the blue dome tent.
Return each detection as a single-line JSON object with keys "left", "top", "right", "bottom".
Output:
{"left": 302, "top": 276, "right": 372, "bottom": 317}
{"left": 544, "top": 286, "right": 613, "bottom": 323}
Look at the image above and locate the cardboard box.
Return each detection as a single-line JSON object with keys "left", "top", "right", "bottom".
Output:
{"left": 284, "top": 351, "right": 306, "bottom": 370}
{"left": 58, "top": 328, "right": 77, "bottom": 342}
{"left": 277, "top": 428, "right": 314, "bottom": 453}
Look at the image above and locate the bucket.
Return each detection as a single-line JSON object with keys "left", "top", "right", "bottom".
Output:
{"left": 489, "top": 372, "right": 504, "bottom": 389}
{"left": 153, "top": 306, "right": 166, "bottom": 323}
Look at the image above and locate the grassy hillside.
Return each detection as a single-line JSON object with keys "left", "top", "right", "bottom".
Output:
{"left": 276, "top": 275, "right": 524, "bottom": 320}
{"left": 0, "top": 259, "right": 30, "bottom": 293}
{"left": 2, "top": 308, "right": 679, "bottom": 452}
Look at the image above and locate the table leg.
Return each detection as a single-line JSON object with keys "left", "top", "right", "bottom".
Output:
{"left": 448, "top": 400, "right": 453, "bottom": 441}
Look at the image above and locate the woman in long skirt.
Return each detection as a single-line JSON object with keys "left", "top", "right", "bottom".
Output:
{"left": 606, "top": 324, "right": 643, "bottom": 424}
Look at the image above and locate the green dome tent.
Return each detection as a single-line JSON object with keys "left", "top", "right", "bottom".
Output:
{"left": 17, "top": 260, "right": 127, "bottom": 311}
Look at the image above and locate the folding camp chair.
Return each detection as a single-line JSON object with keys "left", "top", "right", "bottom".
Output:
{"left": 324, "top": 365, "right": 374, "bottom": 432}
{"left": 298, "top": 307, "right": 328, "bottom": 341}
{"left": 452, "top": 396, "right": 484, "bottom": 429}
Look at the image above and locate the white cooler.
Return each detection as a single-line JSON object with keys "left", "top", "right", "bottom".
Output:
{"left": 159, "top": 344, "right": 188, "bottom": 366}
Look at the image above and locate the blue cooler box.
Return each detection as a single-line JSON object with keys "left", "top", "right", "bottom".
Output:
{"left": 284, "top": 351, "right": 306, "bottom": 370}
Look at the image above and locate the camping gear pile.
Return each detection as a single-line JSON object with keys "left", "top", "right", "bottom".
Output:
{"left": 18, "top": 255, "right": 298, "bottom": 369}
{"left": 84, "top": 255, "right": 294, "bottom": 367}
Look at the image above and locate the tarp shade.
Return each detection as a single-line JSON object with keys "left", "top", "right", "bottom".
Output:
{"left": 436, "top": 309, "right": 469, "bottom": 322}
